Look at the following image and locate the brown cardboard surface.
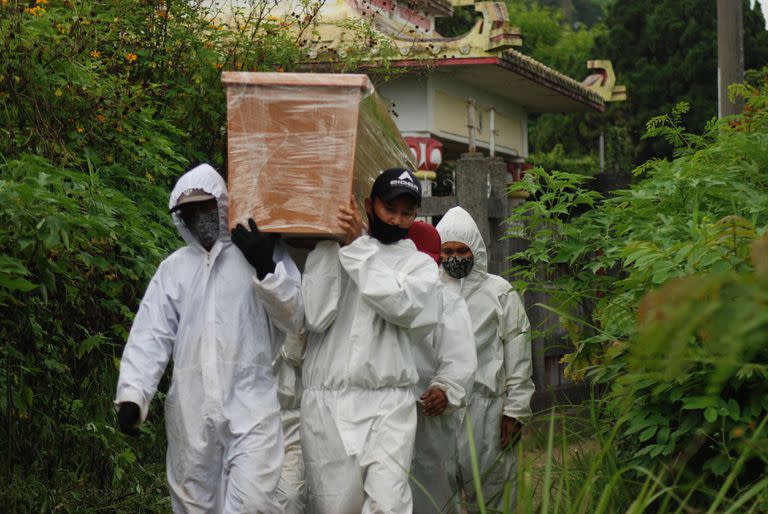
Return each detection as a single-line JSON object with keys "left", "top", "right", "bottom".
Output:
{"left": 223, "top": 72, "right": 415, "bottom": 239}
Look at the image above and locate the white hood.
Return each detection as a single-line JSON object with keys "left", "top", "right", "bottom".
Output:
{"left": 435, "top": 206, "right": 488, "bottom": 275}
{"left": 168, "top": 163, "right": 231, "bottom": 248}
{"left": 435, "top": 206, "right": 488, "bottom": 298}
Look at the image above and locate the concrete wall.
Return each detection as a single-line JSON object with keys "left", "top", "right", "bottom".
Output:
{"left": 377, "top": 77, "right": 430, "bottom": 136}
{"left": 430, "top": 74, "right": 528, "bottom": 159}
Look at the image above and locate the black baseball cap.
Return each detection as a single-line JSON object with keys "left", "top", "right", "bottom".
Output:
{"left": 370, "top": 167, "right": 422, "bottom": 206}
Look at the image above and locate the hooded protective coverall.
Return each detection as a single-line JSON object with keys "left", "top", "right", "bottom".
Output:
{"left": 410, "top": 284, "right": 477, "bottom": 514}
{"left": 407, "top": 221, "right": 477, "bottom": 514}
{"left": 301, "top": 236, "right": 440, "bottom": 514}
{"left": 435, "top": 207, "right": 534, "bottom": 510}
{"left": 115, "top": 164, "right": 303, "bottom": 513}
{"left": 274, "top": 331, "right": 307, "bottom": 514}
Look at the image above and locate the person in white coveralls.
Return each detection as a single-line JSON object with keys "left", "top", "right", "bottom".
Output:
{"left": 114, "top": 163, "right": 303, "bottom": 513}
{"left": 300, "top": 167, "right": 440, "bottom": 514}
{"left": 435, "top": 206, "right": 535, "bottom": 511}
{"left": 406, "top": 221, "right": 477, "bottom": 514}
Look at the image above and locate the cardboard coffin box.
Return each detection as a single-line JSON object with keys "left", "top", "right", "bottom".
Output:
{"left": 222, "top": 72, "right": 415, "bottom": 239}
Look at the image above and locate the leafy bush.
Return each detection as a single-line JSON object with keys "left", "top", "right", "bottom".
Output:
{"left": 0, "top": 0, "right": 311, "bottom": 509}
{"left": 507, "top": 71, "right": 768, "bottom": 508}
{"left": 528, "top": 143, "right": 598, "bottom": 176}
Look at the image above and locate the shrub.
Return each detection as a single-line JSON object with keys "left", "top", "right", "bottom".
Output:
{"left": 507, "top": 70, "right": 768, "bottom": 508}
{"left": 0, "top": 0, "right": 311, "bottom": 508}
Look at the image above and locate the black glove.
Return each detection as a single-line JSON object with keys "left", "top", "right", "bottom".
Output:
{"left": 117, "top": 402, "right": 141, "bottom": 437}
{"left": 231, "top": 218, "right": 278, "bottom": 280}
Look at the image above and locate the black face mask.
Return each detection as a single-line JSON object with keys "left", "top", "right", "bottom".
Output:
{"left": 368, "top": 211, "right": 409, "bottom": 244}
{"left": 442, "top": 255, "right": 475, "bottom": 279}
{"left": 185, "top": 208, "right": 220, "bottom": 251}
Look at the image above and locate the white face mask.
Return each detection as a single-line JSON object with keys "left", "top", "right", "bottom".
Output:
{"left": 186, "top": 209, "right": 220, "bottom": 250}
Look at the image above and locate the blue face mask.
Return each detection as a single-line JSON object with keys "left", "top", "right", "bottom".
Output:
{"left": 442, "top": 255, "right": 474, "bottom": 279}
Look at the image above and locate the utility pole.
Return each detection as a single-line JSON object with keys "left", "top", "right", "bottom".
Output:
{"left": 717, "top": 0, "right": 745, "bottom": 118}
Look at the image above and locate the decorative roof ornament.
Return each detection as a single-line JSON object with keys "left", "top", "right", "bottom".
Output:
{"left": 299, "top": 1, "right": 522, "bottom": 62}
{"left": 475, "top": 2, "right": 523, "bottom": 52}
{"left": 582, "top": 60, "right": 627, "bottom": 102}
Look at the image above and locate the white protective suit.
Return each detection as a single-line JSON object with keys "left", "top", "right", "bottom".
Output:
{"left": 435, "top": 207, "right": 534, "bottom": 511}
{"left": 301, "top": 236, "right": 440, "bottom": 514}
{"left": 115, "top": 164, "right": 303, "bottom": 513}
{"left": 274, "top": 331, "right": 307, "bottom": 514}
{"left": 410, "top": 286, "right": 477, "bottom": 514}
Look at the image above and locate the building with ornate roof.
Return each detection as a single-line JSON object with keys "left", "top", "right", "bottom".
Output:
{"left": 289, "top": 0, "right": 625, "bottom": 167}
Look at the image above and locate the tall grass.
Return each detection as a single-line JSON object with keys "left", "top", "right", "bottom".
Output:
{"left": 456, "top": 398, "right": 768, "bottom": 513}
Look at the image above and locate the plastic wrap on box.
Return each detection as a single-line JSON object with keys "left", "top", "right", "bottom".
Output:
{"left": 222, "top": 72, "right": 416, "bottom": 239}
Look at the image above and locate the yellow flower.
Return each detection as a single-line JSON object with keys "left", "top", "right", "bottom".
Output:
{"left": 54, "top": 89, "right": 62, "bottom": 97}
{"left": 96, "top": 114, "right": 106, "bottom": 123}
{"left": 90, "top": 50, "right": 101, "bottom": 59}
{"left": 125, "top": 53, "right": 138, "bottom": 63}
{"left": 36, "top": 0, "right": 47, "bottom": 4}
{"left": 24, "top": 5, "right": 45, "bottom": 15}
{"left": 76, "top": 124, "right": 84, "bottom": 134}
{"left": 214, "top": 63, "right": 223, "bottom": 69}
{"left": 116, "top": 126, "right": 124, "bottom": 133}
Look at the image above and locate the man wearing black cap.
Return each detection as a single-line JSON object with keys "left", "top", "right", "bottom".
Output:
{"left": 301, "top": 167, "right": 441, "bottom": 513}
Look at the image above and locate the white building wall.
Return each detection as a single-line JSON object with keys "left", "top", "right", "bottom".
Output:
{"left": 429, "top": 74, "right": 529, "bottom": 159}
{"left": 377, "top": 77, "right": 431, "bottom": 137}
{"left": 377, "top": 73, "right": 530, "bottom": 159}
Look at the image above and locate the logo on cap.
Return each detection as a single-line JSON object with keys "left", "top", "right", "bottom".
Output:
{"left": 371, "top": 167, "right": 422, "bottom": 204}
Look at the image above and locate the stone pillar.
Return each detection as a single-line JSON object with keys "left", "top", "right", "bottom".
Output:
{"left": 453, "top": 153, "right": 520, "bottom": 276}
{"left": 487, "top": 156, "right": 510, "bottom": 276}
{"left": 454, "top": 152, "right": 490, "bottom": 247}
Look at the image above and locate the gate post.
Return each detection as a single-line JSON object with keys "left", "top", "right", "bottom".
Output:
{"left": 454, "top": 152, "right": 490, "bottom": 248}
{"left": 487, "top": 156, "right": 510, "bottom": 275}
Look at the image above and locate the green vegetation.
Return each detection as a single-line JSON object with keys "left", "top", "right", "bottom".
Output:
{"left": 0, "top": 0, "right": 312, "bottom": 509}
{"left": 596, "top": 0, "right": 768, "bottom": 164}
{"left": 3, "top": 0, "right": 768, "bottom": 511}
{"left": 503, "top": 0, "right": 632, "bottom": 174}
{"left": 506, "top": 0, "right": 768, "bottom": 173}
{"left": 505, "top": 71, "right": 768, "bottom": 511}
